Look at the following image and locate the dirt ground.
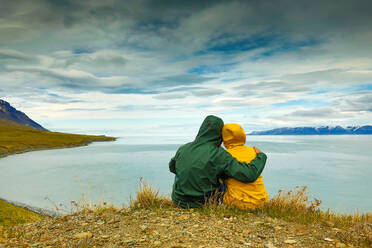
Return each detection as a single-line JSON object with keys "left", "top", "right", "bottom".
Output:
{"left": 0, "top": 207, "right": 357, "bottom": 248}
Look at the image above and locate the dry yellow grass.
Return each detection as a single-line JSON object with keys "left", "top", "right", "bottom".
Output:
{"left": 1, "top": 183, "right": 371, "bottom": 247}
{"left": 130, "top": 180, "right": 173, "bottom": 209}
{"left": 256, "top": 186, "right": 323, "bottom": 223}
{"left": 129, "top": 183, "right": 371, "bottom": 246}
{"left": 255, "top": 186, "right": 372, "bottom": 246}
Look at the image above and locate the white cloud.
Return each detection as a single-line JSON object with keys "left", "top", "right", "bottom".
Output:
{"left": 1, "top": 0, "right": 372, "bottom": 134}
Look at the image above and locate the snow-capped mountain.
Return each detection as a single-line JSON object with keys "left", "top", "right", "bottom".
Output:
{"left": 248, "top": 125, "right": 372, "bottom": 135}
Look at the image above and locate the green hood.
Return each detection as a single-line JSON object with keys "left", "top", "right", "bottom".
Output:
{"left": 194, "top": 115, "right": 224, "bottom": 146}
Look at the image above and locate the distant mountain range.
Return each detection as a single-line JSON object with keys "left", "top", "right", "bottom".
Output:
{"left": 248, "top": 126, "right": 372, "bottom": 135}
{"left": 0, "top": 99, "right": 47, "bottom": 130}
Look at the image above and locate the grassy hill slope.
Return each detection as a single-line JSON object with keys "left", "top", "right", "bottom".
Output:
{"left": 0, "top": 200, "right": 43, "bottom": 228}
{"left": 0, "top": 119, "right": 115, "bottom": 158}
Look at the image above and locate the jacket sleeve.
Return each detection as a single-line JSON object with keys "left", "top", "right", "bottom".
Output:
{"left": 169, "top": 157, "right": 176, "bottom": 174}
{"left": 169, "top": 146, "right": 182, "bottom": 174}
{"left": 214, "top": 148, "right": 267, "bottom": 183}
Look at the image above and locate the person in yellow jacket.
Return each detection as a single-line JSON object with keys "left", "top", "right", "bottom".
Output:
{"left": 222, "top": 123, "right": 269, "bottom": 209}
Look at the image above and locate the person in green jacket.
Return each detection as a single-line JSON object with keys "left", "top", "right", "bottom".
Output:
{"left": 169, "top": 115, "right": 267, "bottom": 208}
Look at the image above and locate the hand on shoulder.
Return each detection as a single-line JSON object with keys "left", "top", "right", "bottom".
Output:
{"left": 253, "top": 146, "right": 262, "bottom": 154}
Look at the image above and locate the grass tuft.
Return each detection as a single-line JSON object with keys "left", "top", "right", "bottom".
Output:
{"left": 45, "top": 180, "right": 115, "bottom": 215}
{"left": 255, "top": 186, "right": 372, "bottom": 246}
{"left": 130, "top": 180, "right": 173, "bottom": 209}
{"left": 2, "top": 178, "right": 370, "bottom": 246}
{"left": 256, "top": 186, "right": 323, "bottom": 224}
{"left": 129, "top": 182, "right": 371, "bottom": 246}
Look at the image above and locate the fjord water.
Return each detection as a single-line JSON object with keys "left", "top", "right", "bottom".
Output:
{"left": 0, "top": 135, "right": 371, "bottom": 213}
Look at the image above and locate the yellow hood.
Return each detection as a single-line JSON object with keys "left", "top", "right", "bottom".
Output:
{"left": 222, "top": 123, "right": 268, "bottom": 209}
{"left": 222, "top": 123, "right": 246, "bottom": 148}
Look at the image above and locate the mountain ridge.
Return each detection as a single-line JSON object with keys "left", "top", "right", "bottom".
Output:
{"left": 0, "top": 99, "right": 47, "bottom": 131}
{"left": 248, "top": 125, "right": 372, "bottom": 135}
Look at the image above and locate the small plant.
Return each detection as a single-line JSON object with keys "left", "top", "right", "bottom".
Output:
{"left": 130, "top": 179, "right": 173, "bottom": 209}
{"left": 256, "top": 186, "right": 372, "bottom": 246}
{"left": 256, "top": 186, "right": 323, "bottom": 223}
{"left": 44, "top": 178, "right": 113, "bottom": 215}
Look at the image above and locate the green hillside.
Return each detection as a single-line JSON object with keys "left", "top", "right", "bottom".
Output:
{"left": 0, "top": 119, "right": 115, "bottom": 158}
{"left": 0, "top": 200, "right": 43, "bottom": 228}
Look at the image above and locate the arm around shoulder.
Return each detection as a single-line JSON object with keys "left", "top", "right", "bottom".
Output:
{"left": 222, "top": 151, "right": 267, "bottom": 183}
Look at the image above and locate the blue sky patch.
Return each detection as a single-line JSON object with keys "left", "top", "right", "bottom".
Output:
{"left": 73, "top": 48, "right": 94, "bottom": 54}
{"left": 105, "top": 87, "right": 159, "bottom": 94}
{"left": 254, "top": 39, "right": 320, "bottom": 59}
{"left": 307, "top": 89, "right": 330, "bottom": 95}
{"left": 187, "top": 63, "right": 236, "bottom": 75}
{"left": 273, "top": 99, "right": 329, "bottom": 108}
{"left": 353, "top": 84, "right": 372, "bottom": 91}
{"left": 204, "top": 34, "right": 276, "bottom": 54}
{"left": 338, "top": 84, "right": 372, "bottom": 93}
{"left": 47, "top": 93, "right": 62, "bottom": 98}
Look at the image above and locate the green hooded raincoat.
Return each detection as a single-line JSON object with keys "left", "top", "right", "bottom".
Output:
{"left": 169, "top": 115, "right": 267, "bottom": 208}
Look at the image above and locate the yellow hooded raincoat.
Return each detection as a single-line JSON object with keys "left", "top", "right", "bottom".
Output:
{"left": 222, "top": 123, "right": 269, "bottom": 209}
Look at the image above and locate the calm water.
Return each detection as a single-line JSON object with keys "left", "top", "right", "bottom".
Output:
{"left": 0, "top": 135, "right": 371, "bottom": 213}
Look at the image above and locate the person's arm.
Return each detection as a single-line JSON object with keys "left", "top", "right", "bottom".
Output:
{"left": 226, "top": 152, "right": 267, "bottom": 182}
{"left": 214, "top": 148, "right": 267, "bottom": 183}
{"left": 169, "top": 157, "right": 176, "bottom": 174}
{"left": 169, "top": 146, "right": 183, "bottom": 174}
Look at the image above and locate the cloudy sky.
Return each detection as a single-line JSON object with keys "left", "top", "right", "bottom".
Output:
{"left": 1, "top": 0, "right": 371, "bottom": 137}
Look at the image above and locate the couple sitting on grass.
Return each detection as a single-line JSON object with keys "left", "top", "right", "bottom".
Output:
{"left": 169, "top": 115, "right": 268, "bottom": 209}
